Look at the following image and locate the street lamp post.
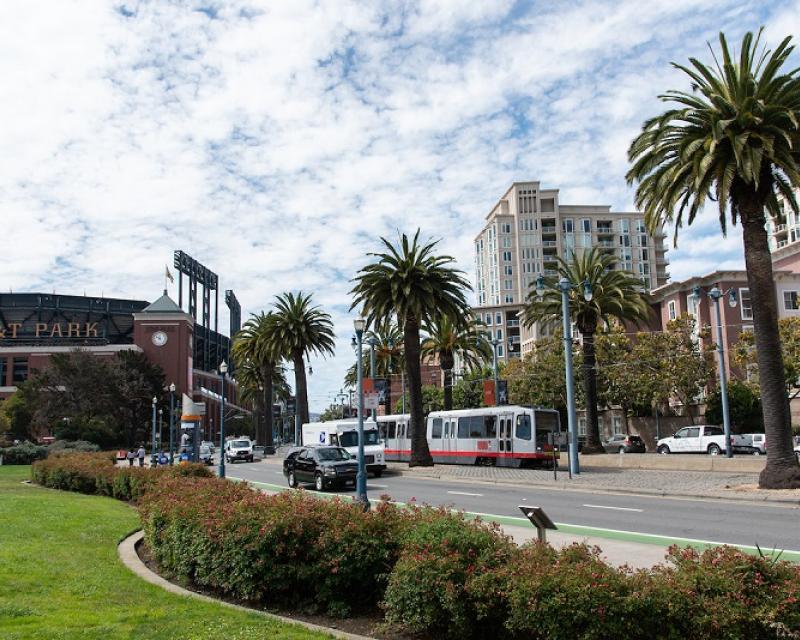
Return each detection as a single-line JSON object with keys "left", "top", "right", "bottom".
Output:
{"left": 150, "top": 396, "right": 157, "bottom": 467}
{"left": 368, "top": 337, "right": 378, "bottom": 420}
{"left": 694, "top": 285, "right": 738, "bottom": 458}
{"left": 168, "top": 383, "right": 176, "bottom": 465}
{"left": 489, "top": 337, "right": 500, "bottom": 403}
{"left": 219, "top": 361, "right": 228, "bottom": 478}
{"left": 353, "top": 318, "right": 369, "bottom": 509}
{"left": 535, "top": 275, "right": 593, "bottom": 477}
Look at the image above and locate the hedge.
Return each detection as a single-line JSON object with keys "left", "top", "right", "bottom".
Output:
{"left": 0, "top": 439, "right": 100, "bottom": 465}
{"left": 32, "top": 456, "right": 800, "bottom": 638}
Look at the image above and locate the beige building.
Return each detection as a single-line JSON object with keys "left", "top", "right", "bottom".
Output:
{"left": 767, "top": 188, "right": 800, "bottom": 251}
{"left": 472, "top": 181, "right": 669, "bottom": 362}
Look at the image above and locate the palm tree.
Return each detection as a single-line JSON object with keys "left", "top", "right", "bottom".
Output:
{"left": 231, "top": 312, "right": 284, "bottom": 449}
{"left": 522, "top": 249, "right": 650, "bottom": 453}
{"left": 626, "top": 30, "right": 800, "bottom": 488}
{"left": 350, "top": 230, "right": 472, "bottom": 466}
{"left": 271, "top": 292, "right": 336, "bottom": 427}
{"left": 421, "top": 315, "right": 493, "bottom": 410}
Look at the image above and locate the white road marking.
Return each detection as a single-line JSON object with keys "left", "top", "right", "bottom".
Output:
{"left": 583, "top": 504, "right": 643, "bottom": 513}
{"left": 369, "top": 484, "right": 388, "bottom": 489}
{"left": 274, "top": 471, "right": 283, "bottom": 475}
{"left": 447, "top": 490, "right": 484, "bottom": 497}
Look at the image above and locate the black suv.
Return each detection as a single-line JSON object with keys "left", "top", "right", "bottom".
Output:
{"left": 283, "top": 446, "right": 358, "bottom": 491}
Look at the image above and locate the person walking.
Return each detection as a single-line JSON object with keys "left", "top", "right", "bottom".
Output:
{"left": 126, "top": 449, "right": 135, "bottom": 467}
{"left": 137, "top": 445, "right": 146, "bottom": 467}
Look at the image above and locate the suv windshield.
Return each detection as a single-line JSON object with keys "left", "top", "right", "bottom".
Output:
{"left": 316, "top": 448, "right": 351, "bottom": 461}
{"left": 339, "top": 430, "right": 379, "bottom": 448}
{"left": 231, "top": 440, "right": 250, "bottom": 448}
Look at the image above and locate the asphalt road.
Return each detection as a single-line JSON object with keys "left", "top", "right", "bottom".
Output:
{"left": 223, "top": 457, "right": 800, "bottom": 556}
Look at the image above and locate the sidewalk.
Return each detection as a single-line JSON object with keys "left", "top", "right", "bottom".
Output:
{"left": 385, "top": 461, "right": 800, "bottom": 505}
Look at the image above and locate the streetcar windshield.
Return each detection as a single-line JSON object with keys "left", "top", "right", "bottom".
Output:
{"left": 535, "top": 411, "right": 560, "bottom": 444}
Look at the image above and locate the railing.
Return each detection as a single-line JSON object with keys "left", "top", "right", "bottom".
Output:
{"left": 596, "top": 227, "right": 613, "bottom": 234}
{"left": 541, "top": 226, "right": 557, "bottom": 234}
{"left": 542, "top": 240, "right": 557, "bottom": 247}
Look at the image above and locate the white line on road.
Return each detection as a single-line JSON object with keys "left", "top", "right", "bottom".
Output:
{"left": 583, "top": 504, "right": 643, "bottom": 513}
{"left": 447, "top": 490, "right": 484, "bottom": 497}
{"left": 368, "top": 484, "right": 388, "bottom": 489}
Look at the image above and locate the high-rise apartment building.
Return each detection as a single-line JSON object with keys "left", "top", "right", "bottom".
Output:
{"left": 768, "top": 188, "right": 800, "bottom": 252}
{"left": 473, "top": 181, "right": 669, "bottom": 362}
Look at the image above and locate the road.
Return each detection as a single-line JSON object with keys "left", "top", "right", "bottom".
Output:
{"left": 223, "top": 457, "right": 800, "bottom": 558}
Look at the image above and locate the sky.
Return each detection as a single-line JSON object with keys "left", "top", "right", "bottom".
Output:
{"left": 1, "top": 0, "right": 798, "bottom": 411}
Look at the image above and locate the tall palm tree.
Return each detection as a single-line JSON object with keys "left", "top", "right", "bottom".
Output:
{"left": 421, "top": 315, "right": 493, "bottom": 410}
{"left": 271, "top": 292, "right": 336, "bottom": 426}
{"left": 235, "top": 358, "right": 290, "bottom": 444}
{"left": 522, "top": 249, "right": 650, "bottom": 453}
{"left": 231, "top": 312, "right": 284, "bottom": 449}
{"left": 350, "top": 230, "right": 472, "bottom": 466}
{"left": 626, "top": 30, "right": 800, "bottom": 488}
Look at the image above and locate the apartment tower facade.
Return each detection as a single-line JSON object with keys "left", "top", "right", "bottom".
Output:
{"left": 473, "top": 181, "right": 669, "bottom": 362}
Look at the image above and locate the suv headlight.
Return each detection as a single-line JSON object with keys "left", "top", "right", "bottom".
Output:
{"left": 324, "top": 468, "right": 337, "bottom": 476}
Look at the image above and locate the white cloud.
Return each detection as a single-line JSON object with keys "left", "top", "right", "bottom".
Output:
{"left": 0, "top": 0, "right": 790, "bottom": 409}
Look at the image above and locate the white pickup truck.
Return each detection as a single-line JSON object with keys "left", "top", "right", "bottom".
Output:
{"left": 656, "top": 425, "right": 749, "bottom": 456}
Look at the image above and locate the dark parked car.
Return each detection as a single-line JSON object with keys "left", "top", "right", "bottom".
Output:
{"left": 602, "top": 434, "right": 646, "bottom": 454}
{"left": 283, "top": 446, "right": 358, "bottom": 491}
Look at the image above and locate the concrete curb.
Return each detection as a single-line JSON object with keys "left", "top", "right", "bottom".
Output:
{"left": 117, "top": 530, "right": 375, "bottom": 640}
{"left": 383, "top": 467, "right": 800, "bottom": 506}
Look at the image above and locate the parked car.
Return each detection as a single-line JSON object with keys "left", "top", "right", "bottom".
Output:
{"left": 602, "top": 434, "right": 646, "bottom": 454}
{"left": 198, "top": 444, "right": 213, "bottom": 465}
{"left": 656, "top": 425, "right": 749, "bottom": 455}
{"left": 740, "top": 433, "right": 766, "bottom": 455}
{"left": 283, "top": 446, "right": 358, "bottom": 491}
{"left": 794, "top": 442, "right": 800, "bottom": 463}
{"left": 224, "top": 438, "right": 254, "bottom": 463}
{"left": 201, "top": 440, "right": 215, "bottom": 454}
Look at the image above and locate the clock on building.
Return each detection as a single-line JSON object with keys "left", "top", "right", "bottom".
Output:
{"left": 151, "top": 331, "right": 168, "bottom": 347}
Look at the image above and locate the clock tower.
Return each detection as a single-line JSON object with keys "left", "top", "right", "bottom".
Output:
{"left": 132, "top": 290, "right": 194, "bottom": 396}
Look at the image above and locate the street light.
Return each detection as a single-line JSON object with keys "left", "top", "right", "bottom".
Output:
{"left": 368, "top": 336, "right": 378, "bottom": 420}
{"left": 693, "top": 285, "right": 738, "bottom": 458}
{"left": 150, "top": 396, "right": 157, "bottom": 467}
{"left": 168, "top": 382, "right": 176, "bottom": 465}
{"left": 219, "top": 361, "right": 228, "bottom": 478}
{"left": 353, "top": 317, "right": 369, "bottom": 509}
{"left": 534, "top": 274, "right": 593, "bottom": 477}
{"left": 387, "top": 337, "right": 405, "bottom": 415}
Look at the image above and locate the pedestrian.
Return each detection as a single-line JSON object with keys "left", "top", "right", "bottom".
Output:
{"left": 126, "top": 449, "right": 135, "bottom": 467}
{"left": 137, "top": 445, "right": 146, "bottom": 467}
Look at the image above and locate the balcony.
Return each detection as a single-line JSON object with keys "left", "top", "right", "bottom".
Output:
{"left": 774, "top": 224, "right": 787, "bottom": 233}
{"left": 542, "top": 240, "right": 557, "bottom": 247}
{"left": 543, "top": 269, "right": 558, "bottom": 276}
{"left": 541, "top": 226, "right": 557, "bottom": 235}
{"left": 596, "top": 239, "right": 614, "bottom": 247}
{"left": 596, "top": 227, "right": 613, "bottom": 236}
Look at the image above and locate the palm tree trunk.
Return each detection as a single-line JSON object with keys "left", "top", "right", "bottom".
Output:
{"left": 581, "top": 331, "right": 604, "bottom": 453}
{"left": 741, "top": 209, "right": 800, "bottom": 488}
{"left": 293, "top": 351, "right": 310, "bottom": 427}
{"left": 405, "top": 313, "right": 433, "bottom": 466}
{"left": 262, "top": 365, "right": 274, "bottom": 452}
{"left": 443, "top": 368, "right": 453, "bottom": 411}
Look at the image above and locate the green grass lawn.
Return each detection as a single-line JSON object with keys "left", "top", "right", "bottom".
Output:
{"left": 0, "top": 466, "right": 332, "bottom": 640}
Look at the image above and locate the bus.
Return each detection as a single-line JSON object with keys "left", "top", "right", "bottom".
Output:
{"left": 378, "top": 406, "right": 561, "bottom": 468}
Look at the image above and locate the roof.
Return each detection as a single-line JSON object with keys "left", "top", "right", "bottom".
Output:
{"left": 141, "top": 291, "right": 183, "bottom": 314}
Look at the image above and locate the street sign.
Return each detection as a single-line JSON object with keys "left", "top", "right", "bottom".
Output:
{"left": 364, "top": 392, "right": 380, "bottom": 410}
{"left": 272, "top": 404, "right": 282, "bottom": 419}
{"left": 286, "top": 397, "right": 296, "bottom": 414}
{"left": 518, "top": 505, "right": 557, "bottom": 542}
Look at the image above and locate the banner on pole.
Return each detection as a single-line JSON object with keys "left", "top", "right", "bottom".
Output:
{"left": 483, "top": 380, "right": 496, "bottom": 407}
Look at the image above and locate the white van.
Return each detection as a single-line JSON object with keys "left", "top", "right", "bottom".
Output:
{"left": 301, "top": 419, "right": 386, "bottom": 477}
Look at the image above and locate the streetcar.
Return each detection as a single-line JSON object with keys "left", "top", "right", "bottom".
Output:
{"left": 378, "top": 405, "right": 561, "bottom": 468}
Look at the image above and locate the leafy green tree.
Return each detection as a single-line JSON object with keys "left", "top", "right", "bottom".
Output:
{"left": 452, "top": 367, "right": 491, "bottom": 410}
{"left": 2, "top": 383, "right": 35, "bottom": 441}
{"left": 351, "top": 230, "right": 471, "bottom": 466}
{"left": 271, "top": 292, "right": 336, "bottom": 427}
{"left": 393, "top": 385, "right": 444, "bottom": 416}
{"left": 421, "top": 316, "right": 492, "bottom": 410}
{"left": 733, "top": 317, "right": 800, "bottom": 399}
{"left": 595, "top": 327, "right": 645, "bottom": 433}
{"left": 627, "top": 30, "right": 800, "bottom": 487}
{"left": 705, "top": 381, "right": 763, "bottom": 433}
{"left": 232, "top": 312, "right": 287, "bottom": 448}
{"left": 522, "top": 248, "right": 650, "bottom": 453}
{"left": 344, "top": 320, "right": 404, "bottom": 413}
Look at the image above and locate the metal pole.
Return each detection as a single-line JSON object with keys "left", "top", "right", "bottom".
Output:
{"left": 219, "top": 371, "right": 226, "bottom": 478}
{"left": 151, "top": 398, "right": 157, "bottom": 467}
{"left": 492, "top": 339, "right": 499, "bottom": 405}
{"left": 356, "top": 330, "right": 368, "bottom": 508}
{"left": 369, "top": 339, "right": 377, "bottom": 420}
{"left": 169, "top": 388, "right": 175, "bottom": 465}
{"left": 560, "top": 279, "right": 580, "bottom": 476}
{"left": 712, "top": 292, "right": 733, "bottom": 458}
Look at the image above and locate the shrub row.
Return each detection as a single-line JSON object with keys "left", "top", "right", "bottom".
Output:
{"left": 34, "top": 457, "right": 800, "bottom": 638}
{"left": 0, "top": 439, "right": 100, "bottom": 465}
{"left": 31, "top": 452, "right": 212, "bottom": 501}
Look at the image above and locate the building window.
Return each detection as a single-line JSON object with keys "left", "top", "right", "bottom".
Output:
{"left": 740, "top": 288, "right": 753, "bottom": 320}
{"left": 496, "top": 328, "right": 503, "bottom": 340}
{"left": 612, "top": 416, "right": 623, "bottom": 434}
{"left": 495, "top": 312, "right": 502, "bottom": 325}
{"left": 501, "top": 223, "right": 512, "bottom": 234}
{"left": 503, "top": 237, "right": 512, "bottom": 248}
{"left": 0, "top": 358, "right": 6, "bottom": 385}
{"left": 504, "top": 294, "right": 514, "bottom": 304}
{"left": 504, "top": 279, "right": 513, "bottom": 290}
{"left": 485, "top": 313, "right": 492, "bottom": 326}
{"left": 497, "top": 345, "right": 504, "bottom": 357}
{"left": 12, "top": 358, "right": 28, "bottom": 384}
{"left": 502, "top": 251, "right": 512, "bottom": 262}
{"left": 504, "top": 266, "right": 513, "bottom": 275}
{"left": 563, "top": 219, "right": 574, "bottom": 234}
{"left": 668, "top": 300, "right": 677, "bottom": 320}
{"left": 784, "top": 291, "right": 799, "bottom": 310}
{"left": 578, "top": 418, "right": 587, "bottom": 436}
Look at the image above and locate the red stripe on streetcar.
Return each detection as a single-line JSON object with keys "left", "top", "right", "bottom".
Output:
{"left": 385, "top": 449, "right": 557, "bottom": 460}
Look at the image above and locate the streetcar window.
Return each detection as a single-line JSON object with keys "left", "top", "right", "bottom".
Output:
{"left": 470, "top": 418, "right": 483, "bottom": 438}
{"left": 458, "top": 417, "right": 471, "bottom": 438}
{"left": 516, "top": 414, "right": 532, "bottom": 440}
{"left": 484, "top": 415, "right": 497, "bottom": 438}
{"left": 534, "top": 411, "right": 560, "bottom": 435}
{"left": 431, "top": 418, "right": 443, "bottom": 438}
{"left": 387, "top": 421, "right": 396, "bottom": 439}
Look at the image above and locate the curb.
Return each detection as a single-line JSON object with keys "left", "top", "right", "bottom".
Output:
{"left": 383, "top": 467, "right": 800, "bottom": 506}
{"left": 117, "top": 530, "right": 376, "bottom": 640}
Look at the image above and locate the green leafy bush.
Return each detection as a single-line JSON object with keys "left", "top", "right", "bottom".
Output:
{"left": 48, "top": 439, "right": 101, "bottom": 453}
{"left": 0, "top": 441, "right": 48, "bottom": 465}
